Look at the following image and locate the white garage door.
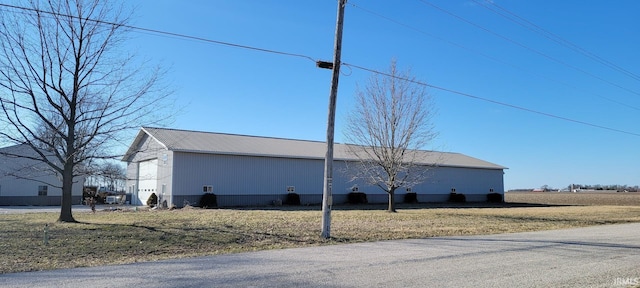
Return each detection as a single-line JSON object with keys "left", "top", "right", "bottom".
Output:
{"left": 137, "top": 159, "right": 158, "bottom": 205}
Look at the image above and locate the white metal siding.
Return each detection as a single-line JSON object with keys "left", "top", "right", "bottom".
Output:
{"left": 0, "top": 145, "right": 86, "bottom": 197}
{"left": 172, "top": 152, "right": 323, "bottom": 196}
{"left": 331, "top": 164, "right": 504, "bottom": 198}
{"left": 156, "top": 151, "right": 173, "bottom": 207}
{"left": 0, "top": 145, "right": 85, "bottom": 205}
{"left": 412, "top": 166, "right": 504, "bottom": 195}
{"left": 170, "top": 152, "right": 504, "bottom": 204}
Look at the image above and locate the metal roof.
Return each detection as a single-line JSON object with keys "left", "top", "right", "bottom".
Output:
{"left": 124, "top": 127, "right": 506, "bottom": 170}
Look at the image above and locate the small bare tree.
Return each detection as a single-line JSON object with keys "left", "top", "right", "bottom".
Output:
{"left": 343, "top": 60, "right": 437, "bottom": 212}
{"left": 0, "top": 0, "right": 169, "bottom": 222}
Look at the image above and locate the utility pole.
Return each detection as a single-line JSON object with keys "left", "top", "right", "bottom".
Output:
{"left": 320, "top": 0, "right": 346, "bottom": 239}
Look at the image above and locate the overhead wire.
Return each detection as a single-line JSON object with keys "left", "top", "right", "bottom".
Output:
{"left": 348, "top": 2, "right": 640, "bottom": 112}
{"left": 1, "top": 3, "right": 639, "bottom": 138}
{"left": 0, "top": 3, "right": 318, "bottom": 64}
{"left": 418, "top": 0, "right": 640, "bottom": 98}
{"left": 343, "top": 62, "right": 640, "bottom": 137}
{"left": 472, "top": 0, "right": 640, "bottom": 83}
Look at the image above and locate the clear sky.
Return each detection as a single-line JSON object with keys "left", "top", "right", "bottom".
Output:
{"left": 126, "top": 0, "right": 640, "bottom": 190}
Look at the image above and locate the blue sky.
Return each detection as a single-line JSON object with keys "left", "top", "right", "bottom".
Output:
{"left": 127, "top": 0, "right": 640, "bottom": 190}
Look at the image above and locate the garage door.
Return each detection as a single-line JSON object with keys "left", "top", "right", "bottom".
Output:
{"left": 137, "top": 159, "right": 158, "bottom": 205}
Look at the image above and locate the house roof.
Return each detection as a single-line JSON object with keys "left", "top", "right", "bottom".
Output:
{"left": 124, "top": 127, "right": 507, "bottom": 170}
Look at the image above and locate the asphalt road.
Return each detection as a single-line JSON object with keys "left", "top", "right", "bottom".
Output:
{"left": 0, "top": 205, "right": 91, "bottom": 214}
{"left": 3, "top": 223, "right": 640, "bottom": 288}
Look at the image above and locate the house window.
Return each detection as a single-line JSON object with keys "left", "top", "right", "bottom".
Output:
{"left": 38, "top": 185, "right": 48, "bottom": 196}
{"left": 286, "top": 186, "right": 295, "bottom": 193}
{"left": 203, "top": 185, "right": 213, "bottom": 193}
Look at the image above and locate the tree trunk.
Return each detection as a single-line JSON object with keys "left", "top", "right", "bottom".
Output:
{"left": 387, "top": 188, "right": 396, "bottom": 212}
{"left": 58, "top": 162, "right": 77, "bottom": 223}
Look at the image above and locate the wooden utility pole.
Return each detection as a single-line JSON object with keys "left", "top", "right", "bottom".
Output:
{"left": 321, "top": 0, "right": 347, "bottom": 239}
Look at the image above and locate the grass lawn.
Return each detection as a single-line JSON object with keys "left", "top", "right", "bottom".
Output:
{"left": 1, "top": 192, "right": 640, "bottom": 273}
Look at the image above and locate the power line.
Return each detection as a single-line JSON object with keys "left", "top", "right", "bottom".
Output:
{"left": 2, "top": 3, "right": 638, "bottom": 138}
{"left": 418, "top": 0, "right": 640, "bottom": 98}
{"left": 0, "top": 3, "right": 317, "bottom": 64}
{"left": 343, "top": 63, "right": 640, "bottom": 137}
{"left": 472, "top": 0, "right": 640, "bottom": 83}
{"left": 348, "top": 1, "right": 640, "bottom": 112}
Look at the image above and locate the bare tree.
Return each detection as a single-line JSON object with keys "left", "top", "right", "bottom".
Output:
{"left": 343, "top": 60, "right": 438, "bottom": 212}
{"left": 0, "top": 0, "right": 169, "bottom": 222}
{"left": 85, "top": 161, "right": 126, "bottom": 192}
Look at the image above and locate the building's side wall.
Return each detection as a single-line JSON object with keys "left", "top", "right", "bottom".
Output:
{"left": 157, "top": 150, "right": 174, "bottom": 207}
{"left": 0, "top": 146, "right": 84, "bottom": 205}
{"left": 404, "top": 166, "right": 504, "bottom": 202}
{"left": 333, "top": 164, "right": 504, "bottom": 203}
{"left": 171, "top": 152, "right": 324, "bottom": 207}
{"left": 0, "top": 176, "right": 72, "bottom": 205}
{"left": 125, "top": 161, "right": 139, "bottom": 202}
{"left": 169, "top": 152, "right": 505, "bottom": 207}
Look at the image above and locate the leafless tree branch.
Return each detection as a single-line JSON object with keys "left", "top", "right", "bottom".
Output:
{"left": 343, "top": 60, "right": 438, "bottom": 212}
{"left": 0, "top": 0, "right": 172, "bottom": 222}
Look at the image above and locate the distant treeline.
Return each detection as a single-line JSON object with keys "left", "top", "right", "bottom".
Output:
{"left": 569, "top": 184, "right": 638, "bottom": 192}
{"left": 510, "top": 184, "right": 639, "bottom": 192}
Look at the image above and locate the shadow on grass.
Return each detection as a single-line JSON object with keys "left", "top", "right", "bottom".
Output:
{"left": 225, "top": 202, "right": 574, "bottom": 212}
{"left": 73, "top": 218, "right": 321, "bottom": 246}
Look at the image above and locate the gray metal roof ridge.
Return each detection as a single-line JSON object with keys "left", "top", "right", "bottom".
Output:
{"left": 142, "top": 126, "right": 329, "bottom": 145}
{"left": 140, "top": 126, "right": 507, "bottom": 170}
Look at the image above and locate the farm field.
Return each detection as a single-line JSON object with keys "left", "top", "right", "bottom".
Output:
{"left": 505, "top": 191, "right": 640, "bottom": 206}
{"left": 1, "top": 192, "right": 640, "bottom": 274}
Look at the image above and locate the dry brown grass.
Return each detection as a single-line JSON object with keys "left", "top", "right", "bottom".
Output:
{"left": 505, "top": 191, "right": 640, "bottom": 206}
{"left": 1, "top": 192, "right": 640, "bottom": 274}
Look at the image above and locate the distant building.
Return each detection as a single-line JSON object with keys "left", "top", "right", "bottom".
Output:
{"left": 123, "top": 127, "right": 507, "bottom": 207}
{"left": 0, "top": 144, "right": 84, "bottom": 205}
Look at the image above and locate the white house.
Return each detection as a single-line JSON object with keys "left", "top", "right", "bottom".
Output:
{"left": 0, "top": 144, "right": 84, "bottom": 206}
{"left": 123, "top": 127, "right": 507, "bottom": 207}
